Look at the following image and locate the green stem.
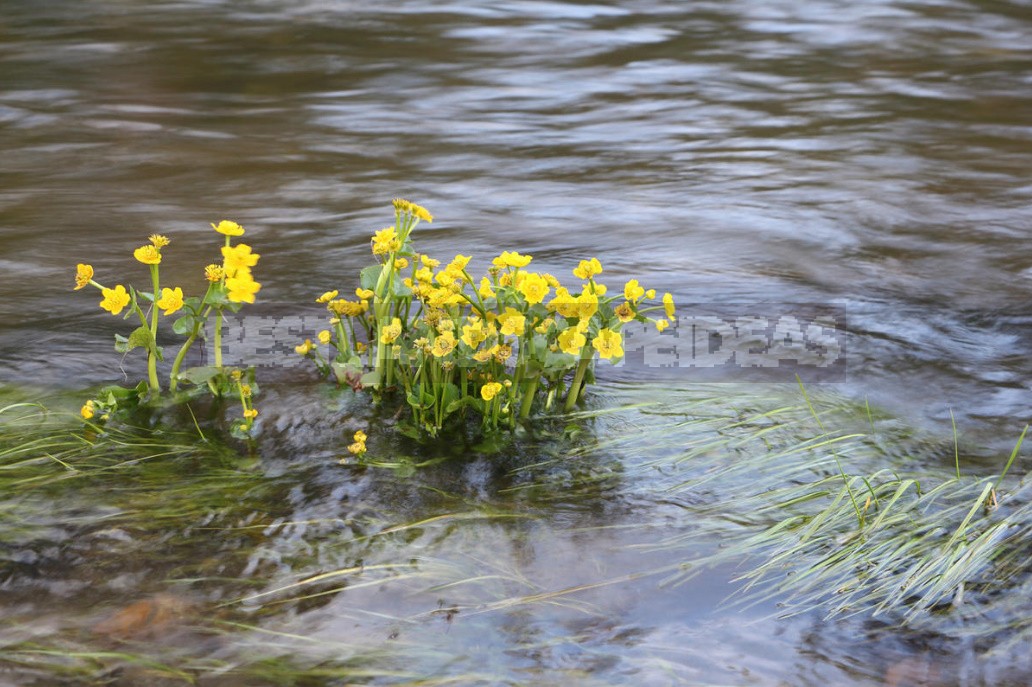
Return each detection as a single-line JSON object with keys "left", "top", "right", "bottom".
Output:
{"left": 519, "top": 377, "right": 539, "bottom": 419}
{"left": 564, "top": 351, "right": 592, "bottom": 412}
{"left": 170, "top": 328, "right": 199, "bottom": 391}
{"left": 214, "top": 309, "right": 223, "bottom": 368}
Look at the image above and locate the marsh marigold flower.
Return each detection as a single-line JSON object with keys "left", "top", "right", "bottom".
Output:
{"left": 204, "top": 263, "right": 225, "bottom": 282}
{"left": 656, "top": 319, "right": 669, "bottom": 332}
{"left": 380, "top": 317, "right": 402, "bottom": 345}
{"left": 156, "top": 286, "right": 184, "bottom": 315}
{"left": 226, "top": 273, "right": 261, "bottom": 303}
{"left": 133, "top": 244, "right": 161, "bottom": 265}
{"left": 221, "top": 243, "right": 259, "bottom": 276}
{"left": 355, "top": 288, "right": 374, "bottom": 300}
{"left": 347, "top": 430, "right": 367, "bottom": 456}
{"left": 372, "top": 226, "right": 400, "bottom": 255}
{"left": 149, "top": 234, "right": 170, "bottom": 248}
{"left": 572, "top": 257, "right": 602, "bottom": 280}
{"left": 518, "top": 272, "right": 550, "bottom": 305}
{"left": 499, "top": 308, "right": 526, "bottom": 337}
{"left": 575, "top": 291, "right": 599, "bottom": 321}
{"left": 212, "top": 220, "right": 245, "bottom": 236}
{"left": 624, "top": 279, "right": 645, "bottom": 302}
{"left": 318, "top": 330, "right": 332, "bottom": 345}
{"left": 316, "top": 290, "right": 339, "bottom": 304}
{"left": 74, "top": 263, "right": 94, "bottom": 290}
{"left": 492, "top": 251, "right": 533, "bottom": 269}
{"left": 80, "top": 400, "right": 95, "bottom": 420}
{"left": 592, "top": 328, "right": 623, "bottom": 360}
{"left": 615, "top": 301, "right": 635, "bottom": 323}
{"left": 99, "top": 284, "right": 130, "bottom": 315}
{"left": 478, "top": 277, "right": 496, "bottom": 300}
{"left": 243, "top": 408, "right": 258, "bottom": 419}
{"left": 295, "top": 339, "right": 313, "bottom": 355}
{"left": 481, "top": 382, "right": 503, "bottom": 401}
{"left": 663, "top": 293, "right": 675, "bottom": 320}
{"left": 431, "top": 331, "right": 457, "bottom": 358}
{"left": 558, "top": 326, "right": 586, "bottom": 355}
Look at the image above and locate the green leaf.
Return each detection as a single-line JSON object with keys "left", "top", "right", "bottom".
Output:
{"left": 204, "top": 288, "right": 229, "bottom": 307}
{"left": 172, "top": 315, "right": 197, "bottom": 335}
{"left": 360, "top": 265, "right": 384, "bottom": 292}
{"left": 178, "top": 366, "right": 222, "bottom": 384}
{"left": 360, "top": 370, "right": 381, "bottom": 389}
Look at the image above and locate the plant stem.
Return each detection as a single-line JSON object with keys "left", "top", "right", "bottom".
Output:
{"left": 213, "top": 309, "right": 223, "bottom": 368}
{"left": 519, "top": 376, "right": 539, "bottom": 419}
{"left": 564, "top": 351, "right": 592, "bottom": 412}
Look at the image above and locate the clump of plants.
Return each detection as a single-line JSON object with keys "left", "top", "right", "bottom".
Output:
{"left": 298, "top": 199, "right": 675, "bottom": 441}
{"left": 73, "top": 221, "right": 261, "bottom": 437}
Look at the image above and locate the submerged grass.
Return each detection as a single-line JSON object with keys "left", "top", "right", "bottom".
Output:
{"left": 2, "top": 383, "right": 1031, "bottom": 685}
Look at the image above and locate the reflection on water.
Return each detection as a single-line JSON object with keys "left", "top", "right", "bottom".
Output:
{"left": 3, "top": 0, "right": 1032, "bottom": 684}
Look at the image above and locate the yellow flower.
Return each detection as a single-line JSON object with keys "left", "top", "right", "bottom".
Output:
{"left": 592, "top": 328, "right": 623, "bottom": 360}
{"left": 492, "top": 251, "right": 533, "bottom": 269}
{"left": 420, "top": 254, "right": 440, "bottom": 269}
{"left": 156, "top": 286, "right": 184, "bottom": 316}
{"left": 80, "top": 400, "right": 95, "bottom": 420}
{"left": 478, "top": 277, "right": 496, "bottom": 300}
{"left": 461, "top": 319, "right": 487, "bottom": 349}
{"left": 316, "top": 290, "right": 339, "bottom": 303}
{"left": 575, "top": 291, "right": 599, "bottom": 321}
{"left": 493, "top": 343, "right": 512, "bottom": 363}
{"left": 221, "top": 243, "right": 260, "bottom": 276}
{"left": 295, "top": 339, "right": 313, "bottom": 355}
{"left": 431, "top": 330, "right": 457, "bottom": 357}
{"left": 205, "top": 264, "right": 225, "bottom": 282}
{"left": 74, "top": 263, "right": 94, "bottom": 290}
{"left": 535, "top": 317, "right": 555, "bottom": 334}
{"left": 473, "top": 346, "right": 495, "bottom": 363}
{"left": 226, "top": 273, "right": 261, "bottom": 303}
{"left": 448, "top": 254, "right": 471, "bottom": 272}
{"left": 212, "top": 220, "right": 245, "bottom": 236}
{"left": 133, "top": 244, "right": 161, "bottom": 265}
{"left": 318, "top": 330, "right": 332, "bottom": 345}
{"left": 646, "top": 289, "right": 656, "bottom": 299}
{"left": 240, "top": 384, "right": 252, "bottom": 398}
{"left": 380, "top": 317, "right": 402, "bottom": 344}
{"left": 356, "top": 341, "right": 367, "bottom": 353}
{"left": 615, "top": 301, "right": 635, "bottom": 323}
{"left": 372, "top": 226, "right": 400, "bottom": 255}
{"left": 518, "top": 272, "right": 550, "bottom": 305}
{"left": 549, "top": 287, "right": 579, "bottom": 319}
{"left": 243, "top": 408, "right": 258, "bottom": 420}
{"left": 347, "top": 430, "right": 367, "bottom": 455}
{"left": 394, "top": 257, "right": 409, "bottom": 270}
{"left": 328, "top": 299, "right": 366, "bottom": 317}
{"left": 499, "top": 308, "right": 526, "bottom": 337}
{"left": 585, "top": 282, "right": 607, "bottom": 296}
{"left": 410, "top": 203, "right": 433, "bottom": 223}
{"left": 481, "top": 382, "right": 503, "bottom": 401}
{"left": 558, "top": 327, "right": 586, "bottom": 355}
{"left": 572, "top": 257, "right": 602, "bottom": 280}
{"left": 355, "top": 288, "right": 374, "bottom": 300}
{"left": 656, "top": 319, "right": 669, "bottom": 332}
{"left": 543, "top": 273, "right": 561, "bottom": 288}
{"left": 663, "top": 292, "right": 675, "bottom": 320}
{"left": 437, "top": 318, "right": 455, "bottom": 332}
{"left": 149, "top": 234, "right": 170, "bottom": 248}
{"left": 624, "top": 279, "right": 645, "bottom": 302}
{"left": 99, "top": 284, "right": 130, "bottom": 315}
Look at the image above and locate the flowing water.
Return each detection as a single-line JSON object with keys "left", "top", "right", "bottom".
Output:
{"left": 2, "top": 0, "right": 1032, "bottom": 685}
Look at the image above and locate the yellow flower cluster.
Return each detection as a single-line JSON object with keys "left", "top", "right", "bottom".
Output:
{"left": 73, "top": 219, "right": 264, "bottom": 431}
{"left": 301, "top": 200, "right": 677, "bottom": 438}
